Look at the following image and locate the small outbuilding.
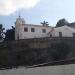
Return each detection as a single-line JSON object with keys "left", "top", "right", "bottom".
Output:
{"left": 48, "top": 25, "right": 75, "bottom": 37}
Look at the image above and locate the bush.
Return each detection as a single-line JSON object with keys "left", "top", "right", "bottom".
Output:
{"left": 51, "top": 42, "right": 70, "bottom": 61}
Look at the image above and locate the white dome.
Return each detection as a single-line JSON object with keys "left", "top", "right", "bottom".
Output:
{"left": 21, "top": 18, "right": 25, "bottom": 24}
{"left": 16, "top": 16, "right": 26, "bottom": 25}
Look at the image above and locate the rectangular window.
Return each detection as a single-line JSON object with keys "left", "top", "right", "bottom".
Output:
{"left": 50, "top": 34, "right": 52, "bottom": 37}
{"left": 73, "top": 33, "right": 75, "bottom": 37}
{"left": 42, "top": 29, "right": 46, "bottom": 33}
{"left": 59, "top": 32, "right": 62, "bottom": 37}
{"left": 31, "top": 28, "right": 35, "bottom": 32}
{"left": 24, "top": 27, "right": 28, "bottom": 32}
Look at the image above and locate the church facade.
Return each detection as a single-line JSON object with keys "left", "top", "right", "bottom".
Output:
{"left": 15, "top": 16, "right": 53, "bottom": 40}
{"left": 15, "top": 16, "right": 75, "bottom": 40}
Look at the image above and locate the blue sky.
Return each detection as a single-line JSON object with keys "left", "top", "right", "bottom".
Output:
{"left": 0, "top": 0, "right": 75, "bottom": 29}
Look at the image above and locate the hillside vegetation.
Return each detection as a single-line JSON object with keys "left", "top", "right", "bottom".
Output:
{"left": 0, "top": 38, "right": 74, "bottom": 69}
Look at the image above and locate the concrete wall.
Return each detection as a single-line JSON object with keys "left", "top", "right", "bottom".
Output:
{"left": 0, "top": 64, "right": 75, "bottom": 75}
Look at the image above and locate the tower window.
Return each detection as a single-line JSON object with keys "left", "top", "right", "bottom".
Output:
{"left": 24, "top": 27, "right": 28, "bottom": 32}
{"left": 31, "top": 28, "right": 35, "bottom": 32}
{"left": 42, "top": 29, "right": 46, "bottom": 33}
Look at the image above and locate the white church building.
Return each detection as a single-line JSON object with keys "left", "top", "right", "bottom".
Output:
{"left": 15, "top": 16, "right": 75, "bottom": 40}
{"left": 15, "top": 16, "right": 53, "bottom": 40}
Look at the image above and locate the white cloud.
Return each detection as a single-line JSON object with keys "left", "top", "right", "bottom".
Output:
{"left": 0, "top": 0, "right": 40, "bottom": 15}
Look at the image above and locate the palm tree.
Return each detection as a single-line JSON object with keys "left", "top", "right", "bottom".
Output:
{"left": 41, "top": 21, "right": 49, "bottom": 26}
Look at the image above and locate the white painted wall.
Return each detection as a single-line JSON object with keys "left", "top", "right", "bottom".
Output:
{"left": 15, "top": 25, "right": 75, "bottom": 40}
{"left": 51, "top": 26, "right": 75, "bottom": 37}
{"left": 17, "top": 24, "right": 52, "bottom": 40}
{"left": 0, "top": 64, "right": 75, "bottom": 75}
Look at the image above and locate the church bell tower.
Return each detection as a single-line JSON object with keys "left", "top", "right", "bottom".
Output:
{"left": 15, "top": 16, "right": 25, "bottom": 40}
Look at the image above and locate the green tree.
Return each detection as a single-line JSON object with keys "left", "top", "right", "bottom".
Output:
{"left": 51, "top": 42, "right": 70, "bottom": 61}
{"left": 5, "top": 26, "right": 15, "bottom": 41}
{"left": 56, "top": 18, "right": 69, "bottom": 27}
{"left": 0, "top": 24, "right": 5, "bottom": 42}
